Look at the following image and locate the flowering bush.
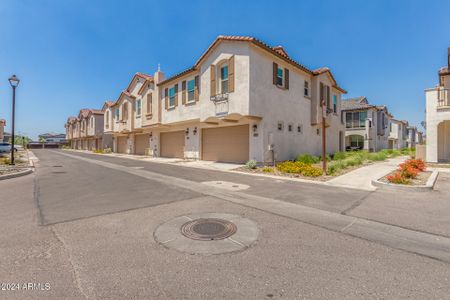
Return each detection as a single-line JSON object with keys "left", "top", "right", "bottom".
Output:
{"left": 399, "top": 165, "right": 419, "bottom": 179}
{"left": 387, "top": 171, "right": 411, "bottom": 184}
{"left": 404, "top": 158, "right": 426, "bottom": 171}
{"left": 388, "top": 158, "right": 426, "bottom": 184}
{"left": 276, "top": 161, "right": 323, "bottom": 177}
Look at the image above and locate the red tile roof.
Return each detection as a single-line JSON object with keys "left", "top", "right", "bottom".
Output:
{"left": 158, "top": 35, "right": 346, "bottom": 93}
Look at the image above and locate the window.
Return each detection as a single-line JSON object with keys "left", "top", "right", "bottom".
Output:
{"left": 349, "top": 135, "right": 364, "bottom": 149}
{"left": 115, "top": 108, "right": 119, "bottom": 120}
{"left": 136, "top": 99, "right": 141, "bottom": 116}
{"left": 220, "top": 65, "right": 228, "bottom": 94}
{"left": 276, "top": 68, "right": 283, "bottom": 86}
{"left": 169, "top": 87, "right": 175, "bottom": 107}
{"left": 105, "top": 111, "right": 109, "bottom": 127}
{"left": 147, "top": 93, "right": 152, "bottom": 114}
{"left": 389, "top": 123, "right": 392, "bottom": 132}
{"left": 277, "top": 122, "right": 284, "bottom": 131}
{"left": 346, "top": 111, "right": 367, "bottom": 128}
{"left": 122, "top": 103, "right": 128, "bottom": 120}
{"left": 187, "top": 79, "right": 195, "bottom": 102}
{"left": 304, "top": 81, "right": 309, "bottom": 97}
{"left": 90, "top": 117, "right": 94, "bottom": 128}
{"left": 333, "top": 95, "right": 337, "bottom": 113}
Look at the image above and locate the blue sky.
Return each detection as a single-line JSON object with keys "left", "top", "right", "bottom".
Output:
{"left": 1, "top": 0, "right": 449, "bottom": 139}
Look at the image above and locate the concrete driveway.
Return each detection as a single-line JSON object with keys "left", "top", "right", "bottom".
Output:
{"left": 1, "top": 149, "right": 450, "bottom": 299}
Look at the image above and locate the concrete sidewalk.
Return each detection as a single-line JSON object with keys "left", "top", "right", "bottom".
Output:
{"left": 326, "top": 156, "right": 408, "bottom": 191}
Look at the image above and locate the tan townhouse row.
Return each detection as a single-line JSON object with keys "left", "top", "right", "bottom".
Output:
{"left": 66, "top": 35, "right": 349, "bottom": 163}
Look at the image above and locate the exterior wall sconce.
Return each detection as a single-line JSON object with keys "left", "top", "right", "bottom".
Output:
{"left": 193, "top": 127, "right": 198, "bottom": 135}
{"left": 185, "top": 128, "right": 189, "bottom": 135}
{"left": 149, "top": 132, "right": 153, "bottom": 138}
{"left": 252, "top": 124, "right": 258, "bottom": 132}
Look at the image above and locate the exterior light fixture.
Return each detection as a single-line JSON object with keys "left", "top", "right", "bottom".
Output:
{"left": 193, "top": 127, "right": 198, "bottom": 135}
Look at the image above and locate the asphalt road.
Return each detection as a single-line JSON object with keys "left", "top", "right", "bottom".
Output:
{"left": 1, "top": 149, "right": 450, "bottom": 299}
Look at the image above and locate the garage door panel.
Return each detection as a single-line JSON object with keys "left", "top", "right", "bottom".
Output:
{"left": 135, "top": 134, "right": 149, "bottom": 155}
{"left": 117, "top": 136, "right": 127, "bottom": 153}
{"left": 202, "top": 125, "right": 249, "bottom": 163}
{"left": 160, "top": 131, "right": 185, "bottom": 158}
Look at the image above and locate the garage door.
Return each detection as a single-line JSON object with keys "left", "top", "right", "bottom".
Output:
{"left": 117, "top": 136, "right": 128, "bottom": 153}
{"left": 160, "top": 131, "right": 185, "bottom": 158}
{"left": 135, "top": 134, "right": 149, "bottom": 155}
{"left": 202, "top": 125, "right": 249, "bottom": 163}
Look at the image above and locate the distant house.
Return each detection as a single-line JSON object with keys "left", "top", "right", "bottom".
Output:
{"left": 341, "top": 97, "right": 390, "bottom": 152}
{"left": 39, "top": 133, "right": 67, "bottom": 143}
{"left": 0, "top": 119, "right": 5, "bottom": 142}
{"left": 388, "top": 119, "right": 408, "bottom": 149}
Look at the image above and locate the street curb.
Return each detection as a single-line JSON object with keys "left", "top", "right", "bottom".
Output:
{"left": 371, "top": 170, "right": 439, "bottom": 192}
{"left": 0, "top": 168, "right": 33, "bottom": 181}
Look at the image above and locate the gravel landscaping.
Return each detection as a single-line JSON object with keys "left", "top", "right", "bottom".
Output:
{"left": 0, "top": 151, "right": 31, "bottom": 177}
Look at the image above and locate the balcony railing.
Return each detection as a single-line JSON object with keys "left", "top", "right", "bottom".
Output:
{"left": 211, "top": 93, "right": 229, "bottom": 116}
{"left": 437, "top": 88, "right": 450, "bottom": 108}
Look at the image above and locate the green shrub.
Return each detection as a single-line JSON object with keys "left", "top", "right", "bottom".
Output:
{"left": 295, "top": 154, "right": 320, "bottom": 165}
{"left": 319, "top": 154, "right": 332, "bottom": 162}
{"left": 245, "top": 160, "right": 257, "bottom": 169}
{"left": 326, "top": 160, "right": 346, "bottom": 175}
{"left": 262, "top": 166, "right": 274, "bottom": 173}
{"left": 367, "top": 152, "right": 387, "bottom": 162}
{"left": 332, "top": 151, "right": 348, "bottom": 161}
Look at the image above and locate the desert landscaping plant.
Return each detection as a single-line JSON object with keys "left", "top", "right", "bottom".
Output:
{"left": 387, "top": 158, "right": 426, "bottom": 184}
{"left": 295, "top": 154, "right": 320, "bottom": 164}
{"left": 245, "top": 160, "right": 257, "bottom": 169}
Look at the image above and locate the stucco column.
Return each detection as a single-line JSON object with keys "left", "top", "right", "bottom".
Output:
{"left": 128, "top": 134, "right": 135, "bottom": 154}
{"left": 113, "top": 136, "right": 117, "bottom": 153}
{"left": 426, "top": 122, "right": 438, "bottom": 162}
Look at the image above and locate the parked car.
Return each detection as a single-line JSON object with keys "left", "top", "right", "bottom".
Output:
{"left": 0, "top": 143, "right": 19, "bottom": 153}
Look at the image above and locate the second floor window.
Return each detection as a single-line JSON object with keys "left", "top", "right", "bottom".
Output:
{"left": 304, "top": 81, "right": 309, "bottom": 97}
{"left": 169, "top": 87, "right": 175, "bottom": 107}
{"left": 105, "top": 111, "right": 109, "bottom": 126}
{"left": 136, "top": 99, "right": 141, "bottom": 116}
{"left": 115, "top": 108, "right": 119, "bottom": 120}
{"left": 220, "top": 65, "right": 228, "bottom": 94}
{"left": 90, "top": 118, "right": 94, "bottom": 128}
{"left": 333, "top": 95, "right": 337, "bottom": 113}
{"left": 276, "top": 68, "right": 283, "bottom": 86}
{"left": 187, "top": 79, "right": 195, "bottom": 102}
{"left": 346, "top": 111, "right": 367, "bottom": 128}
{"left": 147, "top": 93, "right": 152, "bottom": 114}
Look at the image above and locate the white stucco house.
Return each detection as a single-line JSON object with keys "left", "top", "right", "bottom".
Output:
{"left": 425, "top": 47, "right": 450, "bottom": 162}
{"left": 101, "top": 36, "right": 347, "bottom": 163}
{"left": 388, "top": 118, "right": 408, "bottom": 149}
{"left": 341, "top": 97, "right": 391, "bottom": 152}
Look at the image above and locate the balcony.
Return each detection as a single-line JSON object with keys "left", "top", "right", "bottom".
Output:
{"left": 437, "top": 88, "right": 450, "bottom": 108}
{"left": 210, "top": 93, "right": 229, "bottom": 117}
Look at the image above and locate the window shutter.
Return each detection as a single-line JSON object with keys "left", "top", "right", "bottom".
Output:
{"left": 284, "top": 68, "right": 289, "bottom": 89}
{"left": 319, "top": 82, "right": 324, "bottom": 105}
{"left": 194, "top": 75, "right": 199, "bottom": 101}
{"left": 210, "top": 65, "right": 216, "bottom": 96}
{"left": 164, "top": 88, "right": 168, "bottom": 110}
{"left": 273, "top": 62, "right": 278, "bottom": 85}
{"left": 326, "top": 86, "right": 330, "bottom": 108}
{"left": 182, "top": 81, "right": 186, "bottom": 105}
{"left": 228, "top": 55, "right": 235, "bottom": 93}
{"left": 174, "top": 84, "right": 178, "bottom": 106}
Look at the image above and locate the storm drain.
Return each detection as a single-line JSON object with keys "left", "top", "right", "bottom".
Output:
{"left": 181, "top": 218, "right": 237, "bottom": 241}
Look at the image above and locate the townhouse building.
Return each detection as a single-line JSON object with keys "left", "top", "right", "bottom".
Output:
{"left": 103, "top": 36, "right": 347, "bottom": 163}
{"left": 0, "top": 119, "right": 5, "bottom": 142}
{"left": 406, "top": 126, "right": 418, "bottom": 149}
{"left": 341, "top": 97, "right": 390, "bottom": 151}
{"left": 425, "top": 47, "right": 450, "bottom": 162}
{"left": 388, "top": 119, "right": 408, "bottom": 149}
{"left": 65, "top": 108, "right": 106, "bottom": 150}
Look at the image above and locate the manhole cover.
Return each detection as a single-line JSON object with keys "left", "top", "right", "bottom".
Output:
{"left": 181, "top": 218, "right": 237, "bottom": 241}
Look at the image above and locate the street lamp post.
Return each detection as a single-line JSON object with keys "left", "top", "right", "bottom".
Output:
{"left": 8, "top": 75, "right": 20, "bottom": 165}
